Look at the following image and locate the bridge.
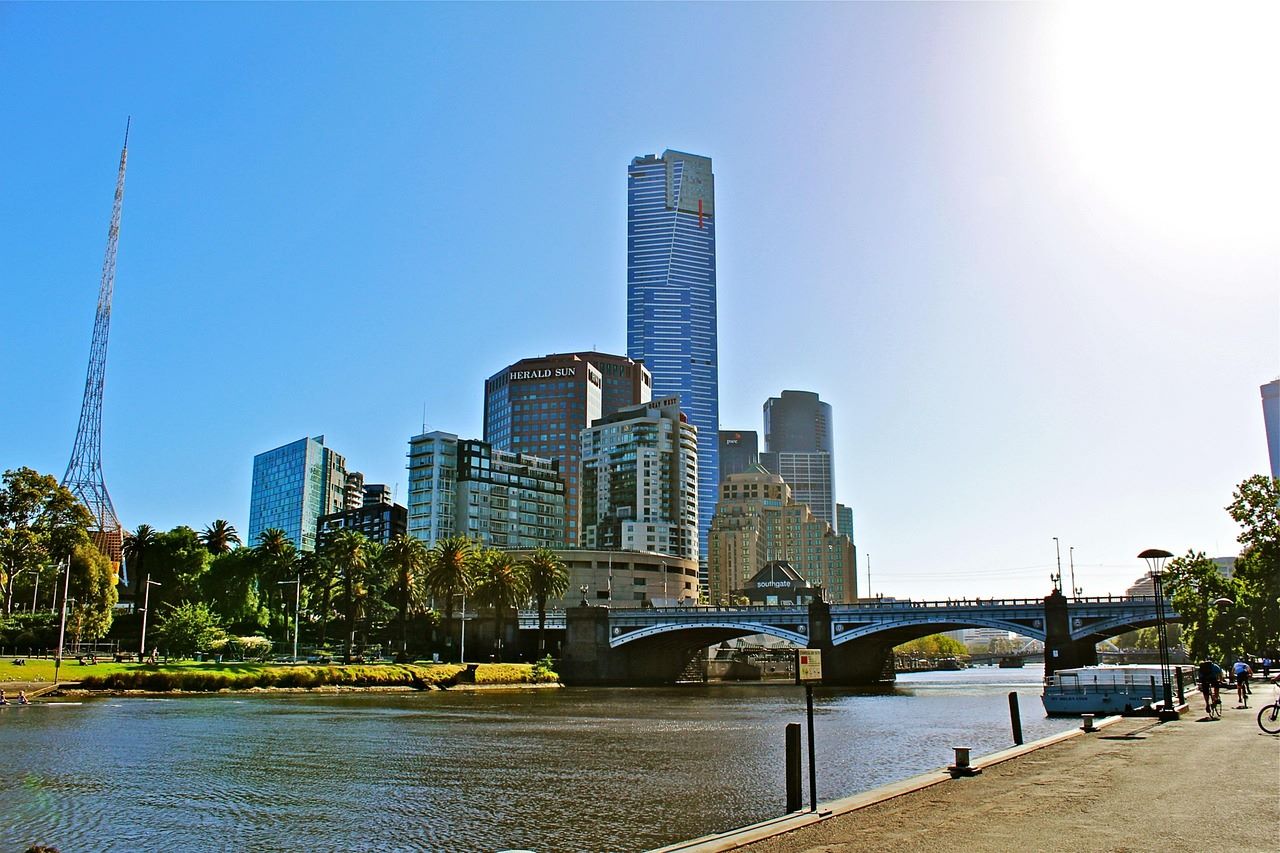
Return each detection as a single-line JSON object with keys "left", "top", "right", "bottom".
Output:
{"left": 541, "top": 591, "right": 1175, "bottom": 686}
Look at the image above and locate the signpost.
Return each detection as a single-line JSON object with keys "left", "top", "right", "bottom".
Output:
{"left": 796, "top": 648, "right": 822, "bottom": 811}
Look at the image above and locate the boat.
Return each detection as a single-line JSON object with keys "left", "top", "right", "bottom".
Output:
{"left": 937, "top": 657, "right": 966, "bottom": 671}
{"left": 1041, "top": 664, "right": 1196, "bottom": 716}
{"left": 998, "top": 656, "right": 1025, "bottom": 668}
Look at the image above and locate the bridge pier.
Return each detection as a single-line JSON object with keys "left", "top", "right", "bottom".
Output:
{"left": 560, "top": 605, "right": 692, "bottom": 685}
{"left": 810, "top": 601, "right": 895, "bottom": 685}
{"left": 1043, "top": 590, "right": 1099, "bottom": 678}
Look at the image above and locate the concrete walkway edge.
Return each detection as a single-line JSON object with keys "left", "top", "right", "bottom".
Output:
{"left": 649, "top": 714, "right": 1129, "bottom": 853}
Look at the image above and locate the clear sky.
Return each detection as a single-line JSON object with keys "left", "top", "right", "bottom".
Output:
{"left": 2, "top": 2, "right": 1276, "bottom": 600}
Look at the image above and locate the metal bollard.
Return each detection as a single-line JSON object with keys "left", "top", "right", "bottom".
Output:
{"left": 1008, "top": 691, "right": 1023, "bottom": 745}
{"left": 947, "top": 746, "right": 980, "bottom": 777}
{"left": 1081, "top": 713, "right": 1096, "bottom": 732}
{"left": 785, "top": 723, "right": 802, "bottom": 813}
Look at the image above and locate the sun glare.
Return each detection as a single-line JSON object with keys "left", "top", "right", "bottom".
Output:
{"left": 1045, "top": 2, "right": 1279, "bottom": 248}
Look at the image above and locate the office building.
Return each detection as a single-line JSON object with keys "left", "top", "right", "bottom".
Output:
{"left": 761, "top": 391, "right": 836, "bottom": 528}
{"left": 718, "top": 430, "right": 759, "bottom": 483}
{"left": 508, "top": 548, "right": 699, "bottom": 608}
{"left": 837, "top": 503, "right": 855, "bottom": 540}
{"left": 362, "top": 483, "right": 393, "bottom": 507}
{"left": 484, "top": 352, "right": 651, "bottom": 546}
{"left": 248, "top": 436, "right": 352, "bottom": 552}
{"left": 318, "top": 490, "right": 407, "bottom": 550}
{"left": 407, "top": 432, "right": 566, "bottom": 550}
{"left": 707, "top": 466, "right": 856, "bottom": 604}
{"left": 627, "top": 150, "right": 719, "bottom": 566}
{"left": 580, "top": 396, "right": 699, "bottom": 561}
{"left": 1263, "top": 379, "right": 1280, "bottom": 480}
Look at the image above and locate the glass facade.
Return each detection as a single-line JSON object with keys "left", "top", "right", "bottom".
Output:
{"left": 761, "top": 391, "right": 837, "bottom": 529}
{"left": 248, "top": 436, "right": 348, "bottom": 552}
{"left": 718, "top": 430, "right": 759, "bottom": 483}
{"left": 627, "top": 151, "right": 719, "bottom": 568}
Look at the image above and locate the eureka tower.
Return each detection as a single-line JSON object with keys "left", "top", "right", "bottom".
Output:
{"left": 626, "top": 150, "right": 719, "bottom": 568}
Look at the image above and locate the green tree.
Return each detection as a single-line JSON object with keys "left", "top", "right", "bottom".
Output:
{"left": 0, "top": 467, "right": 92, "bottom": 614}
{"left": 156, "top": 601, "right": 227, "bottom": 658}
{"left": 424, "top": 535, "right": 477, "bottom": 661}
{"left": 381, "top": 534, "right": 427, "bottom": 659}
{"left": 201, "top": 548, "right": 265, "bottom": 632}
{"left": 301, "top": 549, "right": 340, "bottom": 649}
{"left": 122, "top": 523, "right": 158, "bottom": 602}
{"left": 523, "top": 546, "right": 568, "bottom": 655}
{"left": 146, "top": 527, "right": 211, "bottom": 608}
{"left": 894, "top": 633, "right": 967, "bottom": 659}
{"left": 327, "top": 529, "right": 372, "bottom": 663}
{"left": 1226, "top": 475, "right": 1280, "bottom": 655}
{"left": 473, "top": 548, "right": 528, "bottom": 662}
{"left": 199, "top": 519, "right": 242, "bottom": 555}
{"left": 66, "top": 540, "right": 118, "bottom": 645}
{"left": 1165, "top": 550, "right": 1237, "bottom": 661}
{"left": 254, "top": 528, "right": 297, "bottom": 634}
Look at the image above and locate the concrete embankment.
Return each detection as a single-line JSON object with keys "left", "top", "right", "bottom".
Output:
{"left": 655, "top": 698, "right": 1279, "bottom": 853}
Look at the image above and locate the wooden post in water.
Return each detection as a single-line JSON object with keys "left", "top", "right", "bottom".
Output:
{"left": 785, "top": 723, "right": 802, "bottom": 813}
{"left": 1008, "top": 691, "right": 1023, "bottom": 745}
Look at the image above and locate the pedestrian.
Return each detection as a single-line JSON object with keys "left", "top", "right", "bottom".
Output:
{"left": 1264, "top": 657, "right": 1272, "bottom": 678}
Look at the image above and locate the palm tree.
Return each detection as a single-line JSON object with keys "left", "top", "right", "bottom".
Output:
{"left": 473, "top": 548, "right": 528, "bottom": 662}
{"left": 523, "top": 546, "right": 568, "bottom": 655}
{"left": 254, "top": 528, "right": 296, "bottom": 633}
{"left": 303, "top": 549, "right": 340, "bottom": 649}
{"left": 199, "top": 519, "right": 242, "bottom": 555}
{"left": 327, "top": 528, "right": 370, "bottom": 664}
{"left": 381, "top": 534, "right": 427, "bottom": 660}
{"left": 122, "top": 523, "right": 157, "bottom": 602}
{"left": 424, "top": 535, "right": 477, "bottom": 661}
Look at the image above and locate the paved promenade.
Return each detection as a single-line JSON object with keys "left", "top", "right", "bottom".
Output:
{"left": 658, "top": 695, "right": 1279, "bottom": 853}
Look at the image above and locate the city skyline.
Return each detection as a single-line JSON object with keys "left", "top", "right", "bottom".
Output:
{"left": 2, "top": 3, "right": 1276, "bottom": 600}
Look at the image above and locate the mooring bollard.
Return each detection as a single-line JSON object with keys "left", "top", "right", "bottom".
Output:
{"left": 1008, "top": 691, "right": 1023, "bottom": 745}
{"left": 785, "top": 723, "right": 802, "bottom": 813}
{"left": 1081, "top": 713, "right": 1096, "bottom": 732}
{"left": 947, "top": 746, "right": 980, "bottom": 777}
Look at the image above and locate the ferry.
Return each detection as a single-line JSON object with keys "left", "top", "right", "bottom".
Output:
{"left": 1041, "top": 664, "right": 1196, "bottom": 716}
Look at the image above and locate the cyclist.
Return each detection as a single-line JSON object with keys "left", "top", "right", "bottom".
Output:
{"left": 1198, "top": 659, "right": 1224, "bottom": 715}
{"left": 1233, "top": 658, "right": 1253, "bottom": 708}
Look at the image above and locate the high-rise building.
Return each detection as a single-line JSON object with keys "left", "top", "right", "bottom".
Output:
{"left": 627, "top": 150, "right": 719, "bottom": 567}
{"left": 248, "top": 436, "right": 350, "bottom": 552}
{"left": 580, "top": 396, "right": 699, "bottom": 561}
{"left": 318, "top": 492, "right": 407, "bottom": 550}
{"left": 718, "top": 430, "right": 759, "bottom": 483}
{"left": 1262, "top": 379, "right": 1280, "bottom": 480}
{"left": 484, "top": 352, "right": 651, "bottom": 546}
{"left": 407, "top": 432, "right": 566, "bottom": 550}
{"left": 707, "top": 466, "right": 856, "bottom": 604}
{"left": 836, "top": 503, "right": 855, "bottom": 541}
{"left": 362, "top": 483, "right": 394, "bottom": 507}
{"left": 761, "top": 391, "right": 836, "bottom": 528}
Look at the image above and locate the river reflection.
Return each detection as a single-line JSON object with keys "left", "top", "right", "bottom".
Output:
{"left": 1, "top": 666, "right": 1071, "bottom": 852}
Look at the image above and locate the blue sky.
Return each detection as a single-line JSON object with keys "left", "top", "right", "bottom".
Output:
{"left": 2, "top": 2, "right": 1276, "bottom": 599}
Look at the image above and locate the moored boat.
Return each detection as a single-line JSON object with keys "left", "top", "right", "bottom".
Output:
{"left": 998, "top": 656, "right": 1025, "bottom": 668}
{"left": 1041, "top": 664, "right": 1195, "bottom": 716}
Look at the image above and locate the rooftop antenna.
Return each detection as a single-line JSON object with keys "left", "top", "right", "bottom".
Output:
{"left": 422, "top": 402, "right": 428, "bottom": 433}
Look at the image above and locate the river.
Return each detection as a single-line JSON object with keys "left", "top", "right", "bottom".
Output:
{"left": 1, "top": 666, "right": 1073, "bottom": 852}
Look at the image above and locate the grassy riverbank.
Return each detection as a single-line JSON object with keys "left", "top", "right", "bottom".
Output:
{"left": 1, "top": 657, "right": 557, "bottom": 692}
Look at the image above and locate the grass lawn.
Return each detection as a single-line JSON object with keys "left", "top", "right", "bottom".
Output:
{"left": 0, "top": 657, "right": 556, "bottom": 690}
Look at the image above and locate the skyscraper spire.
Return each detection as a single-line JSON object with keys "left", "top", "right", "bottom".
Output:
{"left": 62, "top": 120, "right": 129, "bottom": 577}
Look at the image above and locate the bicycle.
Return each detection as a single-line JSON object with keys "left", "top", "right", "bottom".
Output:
{"left": 1200, "top": 681, "right": 1222, "bottom": 719}
{"left": 1258, "top": 681, "right": 1280, "bottom": 734}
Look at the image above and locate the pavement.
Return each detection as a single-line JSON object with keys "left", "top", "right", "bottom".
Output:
{"left": 656, "top": 691, "right": 1280, "bottom": 853}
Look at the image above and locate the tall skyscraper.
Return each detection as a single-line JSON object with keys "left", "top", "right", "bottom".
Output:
{"left": 484, "top": 352, "right": 651, "bottom": 545}
{"left": 1263, "top": 379, "right": 1280, "bottom": 480}
{"left": 407, "top": 432, "right": 566, "bottom": 550}
{"left": 718, "top": 430, "right": 759, "bottom": 483}
{"left": 248, "top": 436, "right": 351, "bottom": 552}
{"left": 761, "top": 391, "right": 837, "bottom": 528}
{"left": 627, "top": 150, "right": 719, "bottom": 567}
{"left": 580, "top": 396, "right": 699, "bottom": 561}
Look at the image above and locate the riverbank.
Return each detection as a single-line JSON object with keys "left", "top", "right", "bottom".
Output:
{"left": 656, "top": 698, "right": 1279, "bottom": 852}
{"left": 0, "top": 657, "right": 557, "bottom": 694}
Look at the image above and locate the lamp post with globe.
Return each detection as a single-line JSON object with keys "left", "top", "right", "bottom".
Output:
{"left": 1139, "top": 548, "right": 1178, "bottom": 720}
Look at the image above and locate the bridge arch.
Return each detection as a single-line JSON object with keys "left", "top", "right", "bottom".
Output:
{"left": 1070, "top": 613, "right": 1168, "bottom": 642}
{"left": 833, "top": 616, "right": 1046, "bottom": 645}
{"left": 610, "top": 620, "right": 809, "bottom": 649}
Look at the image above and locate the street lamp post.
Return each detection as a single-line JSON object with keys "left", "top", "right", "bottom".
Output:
{"left": 1139, "top": 548, "right": 1177, "bottom": 720}
{"left": 661, "top": 560, "right": 667, "bottom": 606}
{"left": 1069, "top": 546, "right": 1080, "bottom": 601}
{"left": 278, "top": 575, "right": 301, "bottom": 661}
{"left": 53, "top": 559, "right": 70, "bottom": 686}
{"left": 1051, "top": 537, "right": 1063, "bottom": 592}
{"left": 139, "top": 574, "right": 162, "bottom": 660}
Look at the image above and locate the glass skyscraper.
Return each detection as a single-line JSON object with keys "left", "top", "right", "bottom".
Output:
{"left": 248, "top": 435, "right": 350, "bottom": 552}
{"left": 626, "top": 150, "right": 718, "bottom": 566}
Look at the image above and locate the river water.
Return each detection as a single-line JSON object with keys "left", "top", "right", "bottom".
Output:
{"left": 1, "top": 666, "right": 1072, "bottom": 852}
